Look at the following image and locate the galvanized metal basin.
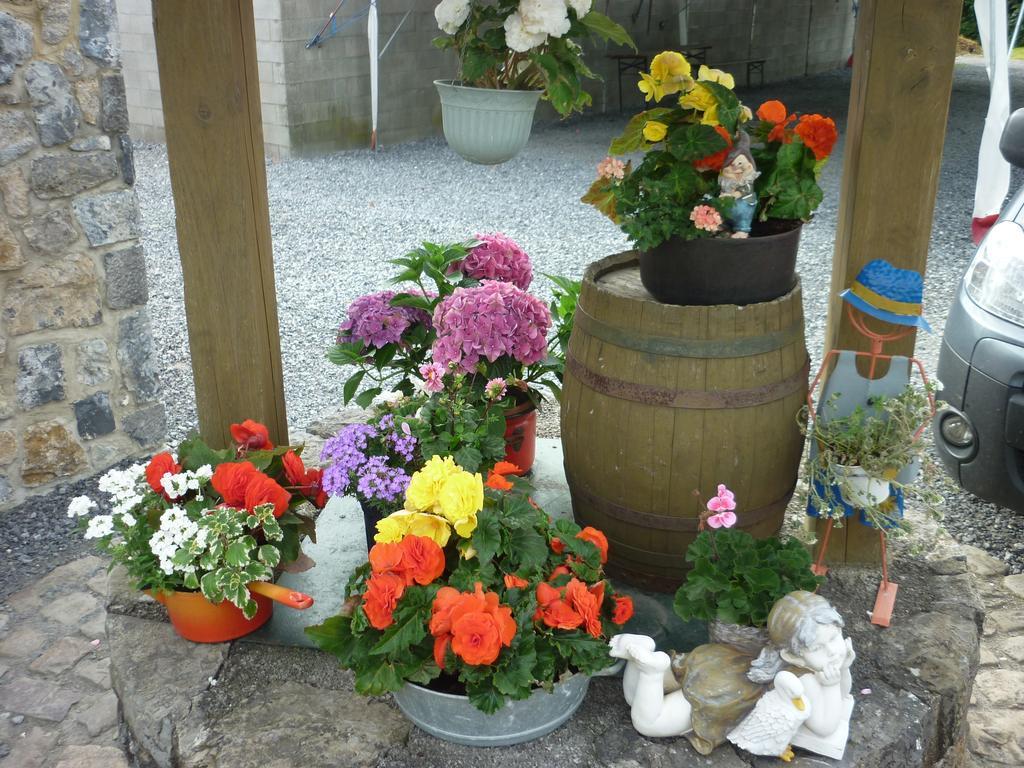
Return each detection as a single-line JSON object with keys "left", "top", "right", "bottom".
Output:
{"left": 392, "top": 674, "right": 590, "bottom": 747}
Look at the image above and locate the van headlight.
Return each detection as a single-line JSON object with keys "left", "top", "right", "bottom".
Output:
{"left": 966, "top": 220, "right": 1024, "bottom": 327}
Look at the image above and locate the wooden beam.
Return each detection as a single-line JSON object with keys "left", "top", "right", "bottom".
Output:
{"left": 817, "top": 0, "right": 962, "bottom": 564}
{"left": 152, "top": 0, "right": 288, "bottom": 449}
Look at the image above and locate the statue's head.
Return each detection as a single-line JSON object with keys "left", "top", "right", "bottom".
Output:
{"left": 748, "top": 591, "right": 846, "bottom": 684}
{"left": 720, "top": 131, "right": 756, "bottom": 183}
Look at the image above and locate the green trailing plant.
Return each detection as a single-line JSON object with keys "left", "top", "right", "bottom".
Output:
{"left": 546, "top": 273, "right": 580, "bottom": 384}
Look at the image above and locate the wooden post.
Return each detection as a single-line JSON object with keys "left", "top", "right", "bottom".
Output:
{"left": 151, "top": 1, "right": 288, "bottom": 448}
{"left": 816, "top": 0, "right": 962, "bottom": 563}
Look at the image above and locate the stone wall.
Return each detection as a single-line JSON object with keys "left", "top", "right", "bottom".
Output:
{"left": 0, "top": 0, "right": 163, "bottom": 510}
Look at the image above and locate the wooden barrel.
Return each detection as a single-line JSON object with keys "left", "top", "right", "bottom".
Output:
{"left": 560, "top": 253, "right": 809, "bottom": 592}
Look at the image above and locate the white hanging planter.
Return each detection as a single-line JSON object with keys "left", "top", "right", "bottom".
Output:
{"left": 434, "top": 80, "right": 542, "bottom": 165}
{"left": 833, "top": 464, "right": 890, "bottom": 508}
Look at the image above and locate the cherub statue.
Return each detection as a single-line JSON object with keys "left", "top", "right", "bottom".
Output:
{"left": 610, "top": 591, "right": 855, "bottom": 761}
{"left": 718, "top": 131, "right": 760, "bottom": 238}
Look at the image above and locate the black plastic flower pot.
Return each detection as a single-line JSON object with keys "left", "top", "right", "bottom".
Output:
{"left": 639, "top": 221, "right": 802, "bottom": 306}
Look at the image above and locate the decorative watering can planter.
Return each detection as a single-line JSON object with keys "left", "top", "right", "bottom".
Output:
{"left": 151, "top": 582, "right": 314, "bottom": 644}
{"left": 503, "top": 398, "right": 538, "bottom": 473}
{"left": 392, "top": 674, "right": 590, "bottom": 747}
{"left": 434, "top": 80, "right": 542, "bottom": 165}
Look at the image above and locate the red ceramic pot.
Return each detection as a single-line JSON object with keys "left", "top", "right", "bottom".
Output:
{"left": 503, "top": 400, "right": 537, "bottom": 473}
{"left": 151, "top": 582, "right": 313, "bottom": 643}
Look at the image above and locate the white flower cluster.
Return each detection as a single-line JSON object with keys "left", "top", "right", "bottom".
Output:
{"left": 67, "top": 495, "right": 97, "bottom": 518}
{"left": 435, "top": 0, "right": 471, "bottom": 35}
{"left": 505, "top": 0, "right": 589, "bottom": 54}
{"left": 159, "top": 465, "right": 213, "bottom": 501}
{"left": 84, "top": 515, "right": 115, "bottom": 540}
{"left": 149, "top": 507, "right": 202, "bottom": 575}
{"left": 97, "top": 463, "right": 147, "bottom": 518}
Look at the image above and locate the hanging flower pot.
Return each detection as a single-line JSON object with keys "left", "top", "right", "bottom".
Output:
{"left": 152, "top": 582, "right": 313, "bottom": 643}
{"left": 833, "top": 464, "right": 891, "bottom": 508}
{"left": 392, "top": 674, "right": 590, "bottom": 747}
{"left": 638, "top": 222, "right": 802, "bottom": 307}
{"left": 503, "top": 398, "right": 538, "bottom": 473}
{"left": 435, "top": 80, "right": 542, "bottom": 165}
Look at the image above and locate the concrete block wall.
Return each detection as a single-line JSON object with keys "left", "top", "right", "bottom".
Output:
{"left": 117, "top": 0, "right": 292, "bottom": 160}
{"left": 0, "top": 0, "right": 164, "bottom": 510}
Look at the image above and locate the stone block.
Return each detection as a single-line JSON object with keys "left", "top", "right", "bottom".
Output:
{"left": 119, "top": 132, "right": 135, "bottom": 185}
{"left": 0, "top": 220, "right": 23, "bottom": 270}
{"left": 0, "top": 12, "right": 33, "bottom": 85}
{"left": 70, "top": 134, "right": 112, "bottom": 151}
{"left": 21, "top": 419, "right": 88, "bottom": 486}
{"left": 73, "top": 189, "right": 142, "bottom": 246}
{"left": 39, "top": 0, "right": 72, "bottom": 45}
{"left": 0, "top": 476, "right": 11, "bottom": 503}
{"left": 30, "top": 152, "right": 119, "bottom": 199}
{"left": 0, "top": 110, "right": 36, "bottom": 165}
{"left": 28, "top": 636, "right": 92, "bottom": 675}
{"left": 41, "top": 591, "right": 101, "bottom": 625}
{"left": 2, "top": 255, "right": 103, "bottom": 336}
{"left": 73, "top": 656, "right": 111, "bottom": 688}
{"left": 54, "top": 744, "right": 129, "bottom": 768}
{"left": 23, "top": 208, "right": 78, "bottom": 256}
{"left": 76, "top": 338, "right": 111, "bottom": 386}
{"left": 59, "top": 45, "right": 85, "bottom": 77}
{"left": 122, "top": 403, "right": 166, "bottom": 447}
{"left": 0, "top": 167, "right": 30, "bottom": 217}
{"left": 0, "top": 675, "right": 82, "bottom": 721}
{"left": 0, "top": 431, "right": 15, "bottom": 465}
{"left": 101, "top": 74, "right": 130, "bottom": 133}
{"left": 24, "top": 60, "right": 81, "bottom": 147}
{"left": 76, "top": 78, "right": 100, "bottom": 125}
{"left": 16, "top": 343, "right": 66, "bottom": 409}
{"left": 1003, "top": 573, "right": 1024, "bottom": 599}
{"left": 74, "top": 392, "right": 115, "bottom": 439}
{"left": 118, "top": 311, "right": 160, "bottom": 401}
{"left": 0, "top": 725, "right": 57, "bottom": 768}
{"left": 104, "top": 244, "right": 148, "bottom": 308}
{"left": 0, "top": 624, "right": 46, "bottom": 657}
{"left": 72, "top": 692, "right": 120, "bottom": 738}
{"left": 80, "top": 0, "right": 122, "bottom": 68}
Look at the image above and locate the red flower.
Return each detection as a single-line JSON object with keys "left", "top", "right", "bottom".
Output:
{"left": 242, "top": 473, "right": 291, "bottom": 517}
{"left": 550, "top": 537, "right": 565, "bottom": 555}
{"left": 794, "top": 114, "right": 838, "bottom": 160}
{"left": 612, "top": 594, "right": 634, "bottom": 625}
{"left": 534, "top": 582, "right": 584, "bottom": 630}
{"left": 430, "top": 583, "right": 516, "bottom": 668}
{"left": 145, "top": 452, "right": 181, "bottom": 496}
{"left": 282, "top": 450, "right": 328, "bottom": 509}
{"left": 756, "top": 99, "right": 788, "bottom": 124}
{"left": 368, "top": 542, "right": 405, "bottom": 577}
{"left": 576, "top": 526, "right": 609, "bottom": 564}
{"left": 547, "top": 565, "right": 571, "bottom": 582}
{"left": 230, "top": 419, "right": 273, "bottom": 450}
{"left": 694, "top": 126, "right": 734, "bottom": 171}
{"left": 210, "top": 461, "right": 261, "bottom": 507}
{"left": 399, "top": 535, "right": 445, "bottom": 586}
{"left": 566, "top": 578, "right": 605, "bottom": 638}
{"left": 503, "top": 573, "right": 530, "bottom": 589}
{"left": 362, "top": 573, "right": 406, "bottom": 630}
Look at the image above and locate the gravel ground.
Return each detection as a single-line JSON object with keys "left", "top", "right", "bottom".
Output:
{"left": 4, "top": 58, "right": 1024, "bottom": 598}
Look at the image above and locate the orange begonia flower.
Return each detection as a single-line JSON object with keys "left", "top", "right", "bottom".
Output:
{"left": 794, "top": 114, "right": 838, "bottom": 160}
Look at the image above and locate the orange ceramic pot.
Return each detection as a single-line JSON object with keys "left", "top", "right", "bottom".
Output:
{"left": 503, "top": 400, "right": 537, "bottom": 474}
{"left": 151, "top": 589, "right": 273, "bottom": 643}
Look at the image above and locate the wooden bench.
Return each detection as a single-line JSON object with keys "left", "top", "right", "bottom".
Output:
{"left": 607, "top": 45, "right": 712, "bottom": 111}
{"left": 709, "top": 58, "right": 766, "bottom": 87}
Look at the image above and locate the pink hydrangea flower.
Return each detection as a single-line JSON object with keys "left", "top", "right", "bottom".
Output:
{"left": 597, "top": 156, "right": 626, "bottom": 181}
{"left": 337, "top": 291, "right": 431, "bottom": 349}
{"left": 690, "top": 204, "right": 723, "bottom": 233}
{"left": 432, "top": 281, "right": 551, "bottom": 373}
{"left": 450, "top": 233, "right": 533, "bottom": 290}
{"left": 485, "top": 377, "right": 507, "bottom": 401}
{"left": 419, "top": 362, "right": 446, "bottom": 394}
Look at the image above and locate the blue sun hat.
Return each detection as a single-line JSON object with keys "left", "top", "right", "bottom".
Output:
{"left": 839, "top": 259, "right": 932, "bottom": 333}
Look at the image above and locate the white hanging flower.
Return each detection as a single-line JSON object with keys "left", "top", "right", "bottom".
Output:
{"left": 520, "top": 0, "right": 570, "bottom": 38}
{"left": 149, "top": 507, "right": 200, "bottom": 574}
{"left": 504, "top": 11, "right": 548, "bottom": 53}
{"left": 84, "top": 515, "right": 115, "bottom": 540}
{"left": 435, "top": 0, "right": 471, "bottom": 35}
{"left": 194, "top": 464, "right": 214, "bottom": 482}
{"left": 120, "top": 512, "right": 137, "bottom": 528}
{"left": 67, "top": 496, "right": 97, "bottom": 518}
{"left": 567, "top": 0, "right": 592, "bottom": 17}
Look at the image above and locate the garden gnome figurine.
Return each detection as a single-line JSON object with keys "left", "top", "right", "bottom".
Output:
{"left": 718, "top": 131, "right": 760, "bottom": 238}
{"left": 610, "top": 591, "right": 855, "bottom": 761}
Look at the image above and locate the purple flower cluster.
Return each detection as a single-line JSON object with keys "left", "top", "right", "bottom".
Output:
{"left": 319, "top": 418, "right": 414, "bottom": 503}
{"left": 453, "top": 233, "right": 534, "bottom": 290}
{"left": 431, "top": 280, "right": 551, "bottom": 372}
{"left": 337, "top": 291, "right": 431, "bottom": 349}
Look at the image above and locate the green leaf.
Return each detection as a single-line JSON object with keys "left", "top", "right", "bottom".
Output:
{"left": 667, "top": 123, "right": 727, "bottom": 162}
{"left": 493, "top": 651, "right": 536, "bottom": 696}
{"left": 355, "top": 659, "right": 405, "bottom": 696}
{"left": 343, "top": 370, "right": 366, "bottom": 405}
{"left": 700, "top": 80, "right": 741, "bottom": 133}
{"left": 471, "top": 508, "right": 501, "bottom": 565}
{"left": 176, "top": 434, "right": 233, "bottom": 472}
{"left": 370, "top": 604, "right": 429, "bottom": 657}
{"left": 257, "top": 544, "right": 281, "bottom": 568}
{"left": 452, "top": 445, "right": 483, "bottom": 473}
{"left": 354, "top": 387, "right": 383, "bottom": 409}
{"left": 225, "top": 540, "right": 251, "bottom": 567}
{"left": 609, "top": 108, "right": 672, "bottom": 155}
{"left": 305, "top": 616, "right": 360, "bottom": 660}
{"left": 462, "top": 45, "right": 501, "bottom": 84}
{"left": 466, "top": 680, "right": 507, "bottom": 714}
{"left": 580, "top": 11, "right": 636, "bottom": 50}
{"left": 508, "top": 526, "right": 549, "bottom": 571}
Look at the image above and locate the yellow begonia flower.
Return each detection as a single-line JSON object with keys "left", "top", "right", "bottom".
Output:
{"left": 437, "top": 471, "right": 484, "bottom": 534}
{"left": 649, "top": 51, "right": 693, "bottom": 96}
{"left": 739, "top": 105, "right": 753, "bottom": 123}
{"left": 642, "top": 120, "right": 668, "bottom": 142}
{"left": 404, "top": 455, "right": 461, "bottom": 513}
{"left": 700, "top": 103, "right": 720, "bottom": 127}
{"left": 698, "top": 64, "right": 735, "bottom": 90}
{"left": 375, "top": 510, "right": 452, "bottom": 547}
{"left": 638, "top": 72, "right": 662, "bottom": 103}
{"left": 679, "top": 83, "right": 715, "bottom": 113}
{"left": 374, "top": 512, "right": 411, "bottom": 543}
